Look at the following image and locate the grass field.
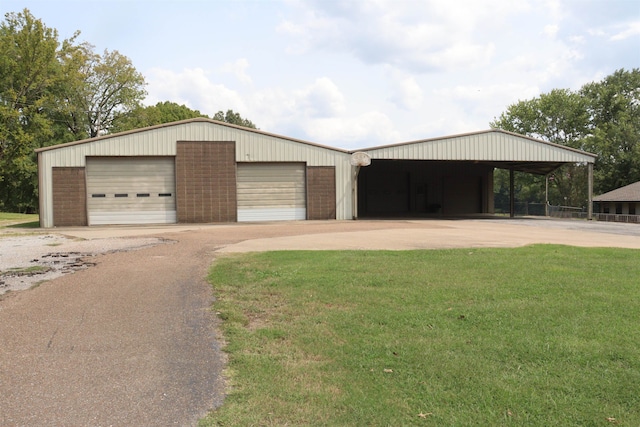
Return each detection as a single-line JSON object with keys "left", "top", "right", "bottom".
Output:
{"left": 0, "top": 212, "right": 39, "bottom": 228}
{"left": 202, "top": 245, "right": 640, "bottom": 426}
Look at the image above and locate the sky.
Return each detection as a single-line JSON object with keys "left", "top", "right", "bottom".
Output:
{"left": 3, "top": 0, "right": 639, "bottom": 149}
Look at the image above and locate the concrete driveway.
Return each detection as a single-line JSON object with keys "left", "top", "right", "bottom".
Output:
{"left": 1, "top": 218, "right": 639, "bottom": 426}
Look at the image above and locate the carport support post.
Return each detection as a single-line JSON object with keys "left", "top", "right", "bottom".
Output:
{"left": 545, "top": 174, "right": 549, "bottom": 217}
{"left": 352, "top": 165, "right": 360, "bottom": 220}
{"left": 509, "top": 168, "right": 515, "bottom": 218}
{"left": 588, "top": 162, "right": 593, "bottom": 220}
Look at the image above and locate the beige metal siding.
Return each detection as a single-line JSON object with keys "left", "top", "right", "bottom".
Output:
{"left": 237, "top": 163, "right": 306, "bottom": 221}
{"left": 86, "top": 157, "right": 176, "bottom": 225}
{"left": 37, "top": 123, "right": 598, "bottom": 227}
{"left": 363, "top": 131, "right": 596, "bottom": 163}
{"left": 38, "top": 121, "right": 350, "bottom": 226}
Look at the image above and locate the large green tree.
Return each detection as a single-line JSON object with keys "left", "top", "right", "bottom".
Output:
{"left": 491, "top": 89, "right": 590, "bottom": 207}
{"left": 52, "top": 46, "right": 147, "bottom": 139}
{"left": 0, "top": 9, "right": 65, "bottom": 212}
{"left": 491, "top": 89, "right": 589, "bottom": 148}
{"left": 491, "top": 69, "right": 640, "bottom": 208}
{"left": 581, "top": 69, "right": 640, "bottom": 193}
{"left": 0, "top": 9, "right": 148, "bottom": 212}
{"left": 81, "top": 49, "right": 147, "bottom": 137}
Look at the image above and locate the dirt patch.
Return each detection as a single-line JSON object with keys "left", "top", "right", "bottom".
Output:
{"left": 0, "top": 234, "right": 168, "bottom": 295}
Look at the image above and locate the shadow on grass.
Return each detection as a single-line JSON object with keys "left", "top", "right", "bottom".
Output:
{"left": 7, "top": 221, "right": 40, "bottom": 229}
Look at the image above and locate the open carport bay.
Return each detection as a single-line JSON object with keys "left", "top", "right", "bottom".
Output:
{"left": 357, "top": 160, "right": 494, "bottom": 217}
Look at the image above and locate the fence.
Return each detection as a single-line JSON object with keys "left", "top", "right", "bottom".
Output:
{"left": 494, "top": 202, "right": 547, "bottom": 216}
{"left": 548, "top": 205, "right": 585, "bottom": 219}
{"left": 495, "top": 201, "right": 640, "bottom": 223}
{"left": 592, "top": 213, "right": 640, "bottom": 223}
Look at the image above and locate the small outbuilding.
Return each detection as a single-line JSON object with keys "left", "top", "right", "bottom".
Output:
{"left": 593, "top": 181, "right": 640, "bottom": 222}
{"left": 36, "top": 118, "right": 597, "bottom": 227}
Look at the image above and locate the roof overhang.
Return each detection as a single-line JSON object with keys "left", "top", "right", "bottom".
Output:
{"left": 481, "top": 161, "right": 568, "bottom": 175}
{"left": 355, "top": 129, "right": 596, "bottom": 176}
{"left": 36, "top": 122, "right": 596, "bottom": 178}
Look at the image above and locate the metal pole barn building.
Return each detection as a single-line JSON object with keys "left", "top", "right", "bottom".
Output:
{"left": 36, "top": 118, "right": 596, "bottom": 228}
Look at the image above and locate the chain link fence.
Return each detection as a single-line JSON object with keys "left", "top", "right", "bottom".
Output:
{"left": 495, "top": 201, "right": 639, "bottom": 223}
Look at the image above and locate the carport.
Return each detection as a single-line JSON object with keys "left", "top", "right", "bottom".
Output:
{"left": 354, "top": 129, "right": 597, "bottom": 219}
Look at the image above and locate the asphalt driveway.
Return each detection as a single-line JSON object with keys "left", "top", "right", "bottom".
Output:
{"left": 1, "top": 218, "right": 639, "bottom": 426}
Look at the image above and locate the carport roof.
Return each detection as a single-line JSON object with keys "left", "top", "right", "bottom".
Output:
{"left": 356, "top": 129, "right": 597, "bottom": 175}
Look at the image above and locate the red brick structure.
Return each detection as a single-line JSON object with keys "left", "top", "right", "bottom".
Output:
{"left": 52, "top": 167, "right": 87, "bottom": 226}
{"left": 176, "top": 141, "right": 237, "bottom": 223}
{"left": 306, "top": 166, "right": 336, "bottom": 220}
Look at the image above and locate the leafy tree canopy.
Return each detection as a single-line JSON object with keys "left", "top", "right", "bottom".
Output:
{"left": 0, "top": 8, "right": 147, "bottom": 212}
{"left": 110, "top": 101, "right": 208, "bottom": 133}
{"left": 111, "top": 104, "right": 259, "bottom": 133}
{"left": 491, "top": 68, "right": 640, "bottom": 207}
{"left": 214, "top": 109, "right": 257, "bottom": 129}
{"left": 581, "top": 69, "right": 640, "bottom": 192}
{"left": 0, "top": 9, "right": 65, "bottom": 212}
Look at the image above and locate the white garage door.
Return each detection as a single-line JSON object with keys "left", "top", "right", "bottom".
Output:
{"left": 237, "top": 163, "right": 306, "bottom": 222}
{"left": 86, "top": 157, "right": 176, "bottom": 225}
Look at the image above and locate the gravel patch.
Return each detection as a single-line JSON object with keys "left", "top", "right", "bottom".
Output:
{"left": 0, "top": 234, "right": 168, "bottom": 294}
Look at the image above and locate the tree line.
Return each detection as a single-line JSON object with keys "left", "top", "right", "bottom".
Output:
{"left": 0, "top": 9, "right": 255, "bottom": 213}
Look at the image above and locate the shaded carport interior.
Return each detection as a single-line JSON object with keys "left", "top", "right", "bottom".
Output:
{"left": 354, "top": 130, "right": 596, "bottom": 219}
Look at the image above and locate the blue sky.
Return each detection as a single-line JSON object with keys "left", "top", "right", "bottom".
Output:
{"left": 3, "top": 0, "right": 639, "bottom": 149}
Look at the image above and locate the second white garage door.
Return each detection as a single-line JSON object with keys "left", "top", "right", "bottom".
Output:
{"left": 237, "top": 163, "right": 306, "bottom": 221}
{"left": 86, "top": 157, "right": 176, "bottom": 225}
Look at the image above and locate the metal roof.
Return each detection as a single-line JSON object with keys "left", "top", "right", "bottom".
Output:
{"left": 36, "top": 121, "right": 596, "bottom": 175}
{"left": 357, "top": 129, "right": 596, "bottom": 175}
{"left": 35, "top": 117, "right": 350, "bottom": 154}
{"left": 594, "top": 181, "right": 640, "bottom": 202}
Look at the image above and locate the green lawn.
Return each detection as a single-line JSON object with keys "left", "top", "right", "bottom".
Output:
{"left": 202, "top": 246, "right": 640, "bottom": 426}
{"left": 0, "top": 212, "right": 39, "bottom": 228}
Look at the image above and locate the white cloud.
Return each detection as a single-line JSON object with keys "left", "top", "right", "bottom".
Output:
{"left": 218, "top": 58, "right": 252, "bottom": 85}
{"left": 569, "top": 35, "right": 585, "bottom": 44}
{"left": 144, "top": 69, "right": 394, "bottom": 148}
{"left": 434, "top": 83, "right": 540, "bottom": 117}
{"left": 244, "top": 87, "right": 296, "bottom": 131}
{"left": 145, "top": 67, "right": 246, "bottom": 114}
{"left": 543, "top": 24, "right": 559, "bottom": 38}
{"left": 277, "top": 0, "right": 522, "bottom": 72}
{"left": 294, "top": 77, "right": 346, "bottom": 118}
{"left": 542, "top": 0, "right": 564, "bottom": 22}
{"left": 388, "top": 71, "right": 423, "bottom": 110}
{"left": 585, "top": 20, "right": 640, "bottom": 42}
{"left": 587, "top": 28, "right": 606, "bottom": 37}
{"left": 610, "top": 21, "right": 640, "bottom": 41}
{"left": 301, "top": 112, "right": 401, "bottom": 148}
